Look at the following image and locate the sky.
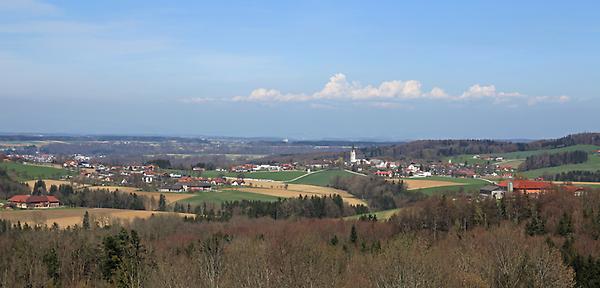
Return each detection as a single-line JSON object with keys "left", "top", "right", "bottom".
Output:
{"left": 0, "top": 0, "right": 599, "bottom": 140}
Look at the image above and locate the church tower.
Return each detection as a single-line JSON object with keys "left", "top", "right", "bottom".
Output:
{"left": 350, "top": 145, "right": 357, "bottom": 163}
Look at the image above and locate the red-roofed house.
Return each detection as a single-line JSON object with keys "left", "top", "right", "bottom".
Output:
{"left": 375, "top": 170, "right": 393, "bottom": 178}
{"left": 497, "top": 180, "right": 552, "bottom": 194}
{"left": 8, "top": 195, "right": 60, "bottom": 209}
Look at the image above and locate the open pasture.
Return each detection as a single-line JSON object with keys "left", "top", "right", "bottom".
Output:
{"left": 345, "top": 208, "right": 402, "bottom": 221}
{"left": 288, "top": 169, "right": 358, "bottom": 186}
{"left": 0, "top": 161, "right": 74, "bottom": 181}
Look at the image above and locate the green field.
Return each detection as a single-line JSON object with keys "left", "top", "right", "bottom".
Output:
{"left": 0, "top": 161, "right": 74, "bottom": 181}
{"left": 175, "top": 190, "right": 280, "bottom": 205}
{"left": 521, "top": 154, "right": 600, "bottom": 178}
{"left": 345, "top": 208, "right": 402, "bottom": 221}
{"left": 446, "top": 144, "right": 600, "bottom": 165}
{"left": 288, "top": 169, "right": 359, "bottom": 186}
{"left": 498, "top": 144, "right": 600, "bottom": 159}
{"left": 446, "top": 145, "right": 600, "bottom": 179}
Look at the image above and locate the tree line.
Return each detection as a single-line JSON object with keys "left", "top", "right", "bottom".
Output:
{"left": 330, "top": 175, "right": 424, "bottom": 210}
{"left": 519, "top": 150, "right": 588, "bottom": 171}
{"left": 31, "top": 181, "right": 148, "bottom": 211}
{"left": 546, "top": 170, "right": 600, "bottom": 182}
{"left": 171, "top": 194, "right": 369, "bottom": 221}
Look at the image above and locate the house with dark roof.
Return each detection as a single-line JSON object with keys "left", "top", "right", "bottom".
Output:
{"left": 8, "top": 195, "right": 60, "bottom": 209}
{"left": 159, "top": 183, "right": 185, "bottom": 193}
{"left": 182, "top": 181, "right": 212, "bottom": 192}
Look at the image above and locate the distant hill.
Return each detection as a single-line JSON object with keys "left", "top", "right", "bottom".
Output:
{"left": 258, "top": 133, "right": 600, "bottom": 162}
{"left": 357, "top": 133, "right": 600, "bottom": 160}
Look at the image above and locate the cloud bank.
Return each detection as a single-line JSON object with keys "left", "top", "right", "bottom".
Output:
{"left": 223, "top": 73, "right": 569, "bottom": 107}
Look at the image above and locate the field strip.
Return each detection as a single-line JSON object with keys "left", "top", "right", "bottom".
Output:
{"left": 344, "top": 169, "right": 367, "bottom": 176}
{"left": 0, "top": 208, "right": 194, "bottom": 228}
{"left": 386, "top": 178, "right": 465, "bottom": 190}
{"left": 283, "top": 170, "right": 323, "bottom": 182}
{"left": 552, "top": 181, "right": 600, "bottom": 186}
{"left": 26, "top": 179, "right": 81, "bottom": 191}
{"left": 238, "top": 183, "right": 366, "bottom": 206}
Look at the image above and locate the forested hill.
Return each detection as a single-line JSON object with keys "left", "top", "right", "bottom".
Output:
{"left": 527, "top": 133, "right": 600, "bottom": 149}
{"left": 361, "top": 133, "right": 600, "bottom": 160}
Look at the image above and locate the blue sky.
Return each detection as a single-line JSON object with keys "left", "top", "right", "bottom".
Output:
{"left": 0, "top": 0, "right": 598, "bottom": 140}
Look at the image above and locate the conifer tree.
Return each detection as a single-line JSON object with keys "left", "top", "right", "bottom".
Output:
{"left": 82, "top": 211, "right": 91, "bottom": 230}
{"left": 350, "top": 224, "right": 358, "bottom": 244}
{"left": 158, "top": 194, "right": 167, "bottom": 211}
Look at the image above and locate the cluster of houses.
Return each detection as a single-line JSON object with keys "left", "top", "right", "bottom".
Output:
{"left": 158, "top": 176, "right": 241, "bottom": 193}
{"left": 366, "top": 159, "right": 518, "bottom": 180}
{"left": 3, "top": 153, "right": 55, "bottom": 163}
{"left": 230, "top": 163, "right": 296, "bottom": 173}
{"left": 347, "top": 145, "right": 525, "bottom": 180}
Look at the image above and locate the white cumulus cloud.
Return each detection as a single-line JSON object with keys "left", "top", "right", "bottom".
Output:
{"left": 194, "top": 73, "right": 571, "bottom": 108}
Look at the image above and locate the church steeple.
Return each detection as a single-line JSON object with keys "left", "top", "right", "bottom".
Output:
{"left": 350, "top": 145, "right": 357, "bottom": 163}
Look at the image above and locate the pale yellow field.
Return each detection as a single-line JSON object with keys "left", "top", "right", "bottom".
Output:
{"left": 0, "top": 208, "right": 194, "bottom": 228}
{"left": 84, "top": 186, "right": 196, "bottom": 203}
{"left": 400, "top": 179, "right": 464, "bottom": 190}
{"left": 552, "top": 181, "right": 600, "bottom": 186}
{"left": 238, "top": 183, "right": 366, "bottom": 206}
{"left": 26, "top": 179, "right": 81, "bottom": 190}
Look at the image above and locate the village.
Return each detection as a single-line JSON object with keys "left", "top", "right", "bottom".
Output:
{"left": 1, "top": 143, "right": 591, "bottom": 211}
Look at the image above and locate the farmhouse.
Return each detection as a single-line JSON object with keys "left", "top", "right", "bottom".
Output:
{"left": 142, "top": 171, "right": 157, "bottom": 183}
{"left": 480, "top": 185, "right": 506, "bottom": 199}
{"left": 497, "top": 180, "right": 552, "bottom": 194}
{"left": 182, "top": 181, "right": 212, "bottom": 192}
{"left": 230, "top": 179, "right": 246, "bottom": 186}
{"left": 159, "top": 183, "right": 185, "bottom": 193}
{"left": 8, "top": 195, "right": 60, "bottom": 209}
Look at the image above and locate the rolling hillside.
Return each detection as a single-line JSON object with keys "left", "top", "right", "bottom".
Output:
{"left": 288, "top": 169, "right": 359, "bottom": 186}
{"left": 0, "top": 161, "right": 74, "bottom": 181}
{"left": 174, "top": 189, "right": 280, "bottom": 205}
{"left": 446, "top": 144, "right": 600, "bottom": 180}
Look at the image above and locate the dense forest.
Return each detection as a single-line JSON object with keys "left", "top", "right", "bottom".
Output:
{"left": 519, "top": 150, "right": 589, "bottom": 171}
{"left": 1, "top": 187, "right": 600, "bottom": 287}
